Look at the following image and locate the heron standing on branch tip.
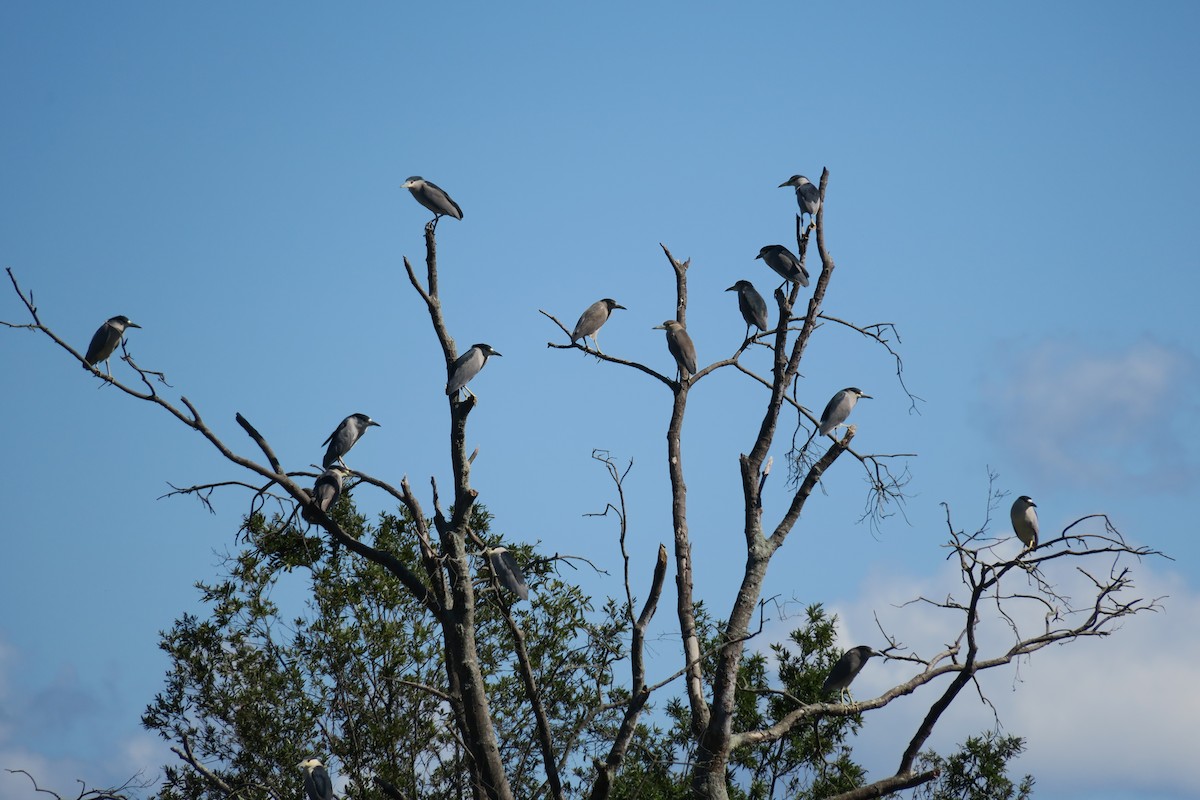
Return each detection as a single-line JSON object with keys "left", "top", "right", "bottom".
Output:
{"left": 485, "top": 546, "right": 529, "bottom": 601}
{"left": 725, "top": 280, "right": 768, "bottom": 340}
{"left": 84, "top": 315, "right": 141, "bottom": 376}
{"left": 652, "top": 320, "right": 697, "bottom": 380}
{"left": 447, "top": 343, "right": 502, "bottom": 398}
{"left": 401, "top": 176, "right": 463, "bottom": 225}
{"left": 804, "top": 387, "right": 872, "bottom": 451}
{"left": 571, "top": 298, "right": 625, "bottom": 353}
{"left": 818, "top": 387, "right": 872, "bottom": 437}
{"left": 779, "top": 174, "right": 821, "bottom": 228}
{"left": 322, "top": 413, "right": 380, "bottom": 469}
{"left": 297, "top": 759, "right": 334, "bottom": 800}
{"left": 756, "top": 244, "right": 810, "bottom": 288}
{"left": 822, "top": 646, "right": 882, "bottom": 703}
{"left": 1011, "top": 495, "right": 1039, "bottom": 550}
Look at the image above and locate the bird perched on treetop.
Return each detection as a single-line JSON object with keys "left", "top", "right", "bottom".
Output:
{"left": 725, "top": 280, "right": 768, "bottom": 340}
{"left": 571, "top": 298, "right": 625, "bottom": 353}
{"left": 297, "top": 758, "right": 334, "bottom": 800}
{"left": 822, "top": 645, "right": 882, "bottom": 703}
{"left": 447, "top": 343, "right": 502, "bottom": 398}
{"left": 1011, "top": 495, "right": 1039, "bottom": 550}
{"left": 322, "top": 413, "right": 380, "bottom": 470}
{"left": 83, "top": 315, "right": 141, "bottom": 376}
{"left": 485, "top": 546, "right": 529, "bottom": 601}
{"left": 779, "top": 174, "right": 821, "bottom": 227}
{"left": 401, "top": 176, "right": 463, "bottom": 223}
{"left": 756, "top": 245, "right": 810, "bottom": 287}
{"left": 652, "top": 320, "right": 698, "bottom": 380}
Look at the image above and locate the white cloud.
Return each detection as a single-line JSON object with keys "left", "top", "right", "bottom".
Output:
{"left": 979, "top": 338, "right": 1200, "bottom": 492}
{"left": 828, "top": 560, "right": 1199, "bottom": 800}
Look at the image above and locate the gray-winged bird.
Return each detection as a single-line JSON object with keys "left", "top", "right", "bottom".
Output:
{"left": 779, "top": 174, "right": 821, "bottom": 227}
{"left": 297, "top": 759, "right": 334, "bottom": 800}
{"left": 486, "top": 546, "right": 529, "bottom": 601}
{"left": 726, "top": 280, "right": 769, "bottom": 339}
{"left": 822, "top": 645, "right": 882, "bottom": 703}
{"left": 756, "top": 245, "right": 810, "bottom": 287}
{"left": 401, "top": 176, "right": 463, "bottom": 223}
{"left": 322, "top": 413, "right": 380, "bottom": 470}
{"left": 652, "top": 320, "right": 698, "bottom": 379}
{"left": 571, "top": 298, "right": 625, "bottom": 353}
{"left": 1011, "top": 495, "right": 1039, "bottom": 550}
{"left": 447, "top": 343, "right": 502, "bottom": 398}
{"left": 84, "top": 315, "right": 141, "bottom": 376}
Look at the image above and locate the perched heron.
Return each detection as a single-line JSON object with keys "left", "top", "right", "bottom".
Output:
{"left": 447, "top": 343, "right": 502, "bottom": 398}
{"left": 652, "top": 320, "right": 698, "bottom": 379}
{"left": 779, "top": 174, "right": 821, "bottom": 227}
{"left": 401, "top": 176, "right": 463, "bottom": 223}
{"left": 1011, "top": 495, "right": 1039, "bottom": 550}
{"left": 756, "top": 245, "right": 810, "bottom": 287}
{"left": 83, "top": 315, "right": 141, "bottom": 376}
{"left": 485, "top": 546, "right": 529, "bottom": 601}
{"left": 571, "top": 298, "right": 626, "bottom": 353}
{"left": 818, "top": 387, "right": 872, "bottom": 437}
{"left": 822, "top": 646, "right": 882, "bottom": 703}
{"left": 298, "top": 759, "right": 334, "bottom": 800}
{"left": 322, "top": 413, "right": 380, "bottom": 470}
{"left": 302, "top": 465, "right": 350, "bottom": 524}
{"left": 725, "top": 280, "right": 768, "bottom": 339}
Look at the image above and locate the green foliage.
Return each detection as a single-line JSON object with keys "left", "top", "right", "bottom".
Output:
{"left": 143, "top": 496, "right": 624, "bottom": 800}
{"left": 913, "top": 732, "right": 1034, "bottom": 800}
{"left": 606, "top": 604, "right": 869, "bottom": 800}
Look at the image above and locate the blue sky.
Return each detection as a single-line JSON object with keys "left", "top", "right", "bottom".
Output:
{"left": 2, "top": 3, "right": 1198, "bottom": 798}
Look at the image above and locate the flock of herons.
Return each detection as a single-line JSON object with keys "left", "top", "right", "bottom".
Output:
{"left": 78, "top": 173, "right": 1041, "bottom": 800}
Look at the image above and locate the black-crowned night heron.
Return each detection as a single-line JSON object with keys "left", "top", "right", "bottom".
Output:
{"left": 779, "top": 174, "right": 821, "bottom": 227}
{"left": 302, "top": 466, "right": 350, "bottom": 524}
{"left": 571, "top": 298, "right": 626, "bottom": 353}
{"left": 652, "top": 320, "right": 698, "bottom": 379}
{"left": 486, "top": 546, "right": 529, "bottom": 601}
{"left": 725, "top": 280, "right": 768, "bottom": 339}
{"left": 447, "top": 343, "right": 502, "bottom": 398}
{"left": 298, "top": 759, "right": 334, "bottom": 800}
{"left": 322, "top": 413, "right": 380, "bottom": 470}
{"left": 818, "top": 387, "right": 872, "bottom": 437}
{"left": 756, "top": 245, "right": 810, "bottom": 288}
{"left": 1011, "top": 495, "right": 1039, "bottom": 550}
{"left": 401, "top": 176, "right": 463, "bottom": 223}
{"left": 822, "top": 645, "right": 881, "bottom": 703}
{"left": 84, "top": 315, "right": 141, "bottom": 376}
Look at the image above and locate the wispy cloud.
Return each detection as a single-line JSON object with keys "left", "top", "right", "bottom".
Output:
{"left": 978, "top": 338, "right": 1200, "bottom": 492}
{"left": 826, "top": 561, "right": 1199, "bottom": 800}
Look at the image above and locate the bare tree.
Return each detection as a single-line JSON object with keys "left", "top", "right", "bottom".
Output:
{"left": 2, "top": 170, "right": 1162, "bottom": 800}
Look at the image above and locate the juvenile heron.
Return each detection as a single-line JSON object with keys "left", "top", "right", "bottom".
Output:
{"left": 302, "top": 465, "right": 350, "bottom": 524}
{"left": 83, "top": 315, "right": 141, "bottom": 376}
{"left": 297, "top": 759, "right": 334, "bottom": 800}
{"left": 1011, "top": 495, "right": 1039, "bottom": 550}
{"left": 447, "top": 343, "right": 502, "bottom": 398}
{"left": 322, "top": 413, "right": 380, "bottom": 469}
{"left": 652, "top": 320, "right": 698, "bottom": 379}
{"left": 571, "top": 298, "right": 626, "bottom": 353}
{"left": 725, "top": 280, "right": 768, "bottom": 339}
{"left": 779, "top": 174, "right": 821, "bottom": 227}
{"left": 486, "top": 546, "right": 529, "bottom": 601}
{"left": 401, "top": 176, "right": 463, "bottom": 223}
{"left": 822, "top": 646, "right": 882, "bottom": 703}
{"left": 756, "top": 245, "right": 810, "bottom": 287}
